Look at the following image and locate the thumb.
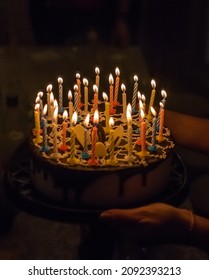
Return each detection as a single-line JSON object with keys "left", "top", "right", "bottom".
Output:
{"left": 100, "top": 208, "right": 138, "bottom": 225}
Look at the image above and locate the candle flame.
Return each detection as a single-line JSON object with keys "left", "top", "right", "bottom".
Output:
{"left": 126, "top": 103, "right": 132, "bottom": 122}
{"left": 84, "top": 113, "right": 90, "bottom": 127}
{"left": 159, "top": 102, "right": 164, "bottom": 108}
{"left": 72, "top": 111, "right": 78, "bottom": 125}
{"left": 68, "top": 90, "right": 72, "bottom": 100}
{"left": 141, "top": 94, "right": 146, "bottom": 102}
{"left": 134, "top": 75, "right": 138, "bottom": 82}
{"left": 53, "top": 107, "right": 58, "bottom": 121}
{"left": 151, "top": 106, "right": 156, "bottom": 117}
{"left": 43, "top": 104, "right": 47, "bottom": 115}
{"left": 76, "top": 73, "right": 80, "bottom": 79}
{"left": 139, "top": 100, "right": 143, "bottom": 109}
{"left": 161, "top": 90, "right": 167, "bottom": 99}
{"left": 141, "top": 109, "right": 145, "bottom": 119}
{"left": 58, "top": 77, "right": 63, "bottom": 84}
{"left": 109, "top": 74, "right": 114, "bottom": 85}
{"left": 46, "top": 84, "right": 52, "bottom": 92}
{"left": 93, "top": 85, "right": 98, "bottom": 93}
{"left": 35, "top": 96, "right": 40, "bottom": 103}
{"left": 102, "top": 92, "right": 108, "bottom": 101}
{"left": 95, "top": 67, "right": 100, "bottom": 75}
{"left": 137, "top": 91, "right": 141, "bottom": 100}
{"left": 50, "top": 92, "right": 54, "bottom": 104}
{"left": 109, "top": 117, "right": 114, "bottom": 128}
{"left": 151, "top": 79, "right": 156, "bottom": 89}
{"left": 35, "top": 103, "right": 40, "bottom": 111}
{"left": 115, "top": 67, "right": 120, "bottom": 76}
{"left": 83, "top": 78, "right": 88, "bottom": 86}
{"left": 121, "top": 84, "right": 126, "bottom": 92}
{"left": 38, "top": 91, "right": 43, "bottom": 98}
{"left": 63, "top": 110, "right": 68, "bottom": 120}
{"left": 54, "top": 99, "right": 58, "bottom": 108}
{"left": 93, "top": 109, "right": 99, "bottom": 124}
{"left": 74, "top": 84, "right": 78, "bottom": 91}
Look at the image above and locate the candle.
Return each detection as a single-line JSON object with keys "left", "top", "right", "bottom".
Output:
{"left": 161, "top": 89, "right": 167, "bottom": 106}
{"left": 157, "top": 90, "right": 167, "bottom": 129}
{"left": 147, "top": 79, "right": 156, "bottom": 121}
{"left": 34, "top": 103, "right": 42, "bottom": 144}
{"left": 131, "top": 75, "right": 138, "bottom": 113}
{"left": 41, "top": 104, "right": 50, "bottom": 152}
{"left": 58, "top": 77, "right": 63, "bottom": 111}
{"left": 74, "top": 84, "right": 79, "bottom": 112}
{"left": 50, "top": 92, "right": 54, "bottom": 120}
{"left": 141, "top": 94, "right": 146, "bottom": 114}
{"left": 157, "top": 102, "right": 165, "bottom": 142}
{"left": 37, "top": 91, "right": 43, "bottom": 119}
{"left": 88, "top": 110, "right": 99, "bottom": 166}
{"left": 103, "top": 92, "right": 110, "bottom": 134}
{"left": 68, "top": 111, "right": 79, "bottom": 164}
{"left": 107, "top": 117, "right": 117, "bottom": 165}
{"left": 52, "top": 107, "right": 58, "bottom": 158}
{"left": 83, "top": 78, "right": 89, "bottom": 114}
{"left": 121, "top": 84, "right": 127, "bottom": 122}
{"left": 81, "top": 113, "right": 90, "bottom": 159}
{"left": 114, "top": 67, "right": 120, "bottom": 106}
{"left": 95, "top": 67, "right": 100, "bottom": 95}
{"left": 76, "top": 73, "right": 82, "bottom": 108}
{"left": 46, "top": 84, "right": 52, "bottom": 120}
{"left": 92, "top": 85, "right": 98, "bottom": 114}
{"left": 125, "top": 103, "right": 134, "bottom": 161}
{"left": 68, "top": 90, "right": 73, "bottom": 126}
{"left": 148, "top": 107, "right": 157, "bottom": 152}
{"left": 139, "top": 109, "right": 148, "bottom": 157}
{"left": 59, "top": 110, "right": 69, "bottom": 152}
{"left": 109, "top": 74, "right": 115, "bottom": 114}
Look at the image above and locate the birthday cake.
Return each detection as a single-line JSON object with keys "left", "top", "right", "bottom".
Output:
{"left": 30, "top": 68, "right": 175, "bottom": 209}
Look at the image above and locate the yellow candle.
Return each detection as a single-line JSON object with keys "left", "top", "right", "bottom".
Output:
{"left": 147, "top": 79, "right": 156, "bottom": 121}
{"left": 107, "top": 117, "right": 117, "bottom": 165}
{"left": 114, "top": 67, "right": 120, "bottom": 106}
{"left": 126, "top": 104, "right": 134, "bottom": 161}
{"left": 88, "top": 110, "right": 99, "bottom": 166}
{"left": 139, "top": 109, "right": 149, "bottom": 157}
{"left": 59, "top": 110, "right": 68, "bottom": 152}
{"left": 103, "top": 92, "right": 110, "bottom": 134}
{"left": 157, "top": 102, "right": 165, "bottom": 142}
{"left": 34, "top": 103, "right": 42, "bottom": 144}
{"left": 57, "top": 77, "right": 63, "bottom": 109}
{"left": 68, "top": 111, "right": 79, "bottom": 164}
{"left": 83, "top": 78, "right": 89, "bottom": 114}
{"left": 92, "top": 85, "right": 98, "bottom": 113}
{"left": 109, "top": 74, "right": 114, "bottom": 114}
{"left": 50, "top": 92, "right": 54, "bottom": 120}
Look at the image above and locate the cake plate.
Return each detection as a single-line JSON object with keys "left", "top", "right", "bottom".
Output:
{"left": 4, "top": 139, "right": 189, "bottom": 224}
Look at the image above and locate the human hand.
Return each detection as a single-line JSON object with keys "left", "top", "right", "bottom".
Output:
{"left": 100, "top": 203, "right": 191, "bottom": 243}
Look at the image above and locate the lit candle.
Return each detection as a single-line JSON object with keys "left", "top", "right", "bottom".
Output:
{"left": 161, "top": 89, "right": 167, "bottom": 106}
{"left": 107, "top": 117, "right": 117, "bottom": 165}
{"left": 83, "top": 78, "right": 89, "bottom": 114}
{"left": 121, "top": 83, "right": 127, "bottom": 122}
{"left": 37, "top": 91, "right": 43, "bottom": 119}
{"left": 59, "top": 110, "right": 69, "bottom": 152}
{"left": 52, "top": 107, "right": 58, "bottom": 158}
{"left": 88, "top": 110, "right": 99, "bottom": 166}
{"left": 141, "top": 94, "right": 146, "bottom": 114}
{"left": 92, "top": 85, "right": 98, "bottom": 114}
{"left": 156, "top": 102, "right": 165, "bottom": 142}
{"left": 114, "top": 67, "right": 120, "bottom": 106}
{"left": 74, "top": 84, "right": 79, "bottom": 112}
{"left": 131, "top": 75, "right": 138, "bottom": 113}
{"left": 95, "top": 67, "right": 100, "bottom": 96}
{"left": 103, "top": 92, "right": 110, "bottom": 134}
{"left": 68, "top": 111, "right": 79, "bottom": 164}
{"left": 81, "top": 113, "right": 90, "bottom": 160}
{"left": 125, "top": 103, "right": 134, "bottom": 161}
{"left": 147, "top": 79, "right": 156, "bottom": 121}
{"left": 46, "top": 84, "right": 52, "bottom": 120}
{"left": 139, "top": 109, "right": 148, "bottom": 157}
{"left": 157, "top": 90, "right": 167, "bottom": 129}
{"left": 109, "top": 74, "right": 115, "bottom": 114}
{"left": 34, "top": 103, "right": 42, "bottom": 144}
{"left": 41, "top": 104, "right": 50, "bottom": 152}
{"left": 76, "top": 73, "right": 82, "bottom": 108}
{"left": 148, "top": 107, "right": 157, "bottom": 152}
{"left": 50, "top": 92, "right": 54, "bottom": 120}
{"left": 68, "top": 90, "right": 73, "bottom": 125}
{"left": 57, "top": 77, "right": 63, "bottom": 112}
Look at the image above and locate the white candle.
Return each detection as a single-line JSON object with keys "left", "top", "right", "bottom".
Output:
{"left": 95, "top": 67, "right": 100, "bottom": 95}
{"left": 92, "top": 85, "right": 98, "bottom": 113}
{"left": 46, "top": 84, "right": 52, "bottom": 120}
{"left": 103, "top": 92, "right": 110, "bottom": 133}
{"left": 121, "top": 84, "right": 127, "bottom": 122}
{"left": 147, "top": 79, "right": 156, "bottom": 121}
{"left": 150, "top": 107, "right": 157, "bottom": 148}
{"left": 58, "top": 77, "right": 63, "bottom": 109}
{"left": 131, "top": 75, "right": 138, "bottom": 112}
{"left": 41, "top": 104, "right": 49, "bottom": 151}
